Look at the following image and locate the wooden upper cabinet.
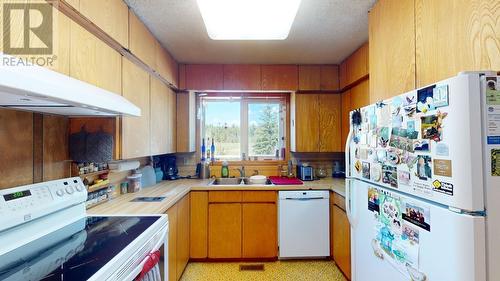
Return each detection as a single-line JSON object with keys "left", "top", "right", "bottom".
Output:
{"left": 176, "top": 92, "right": 196, "bottom": 152}
{"left": 298, "top": 65, "right": 321, "bottom": 90}
{"left": 166, "top": 88, "right": 177, "bottom": 153}
{"left": 155, "top": 41, "right": 178, "bottom": 87}
{"left": 70, "top": 22, "right": 122, "bottom": 94}
{"left": 150, "top": 68, "right": 177, "bottom": 156}
{"left": 320, "top": 65, "right": 340, "bottom": 91}
{"left": 369, "top": 0, "right": 415, "bottom": 102}
{"left": 347, "top": 43, "right": 369, "bottom": 84}
{"left": 415, "top": 0, "right": 500, "bottom": 87}
{"left": 65, "top": 0, "right": 79, "bottom": 10}
{"left": 185, "top": 64, "right": 224, "bottom": 90}
{"left": 79, "top": 0, "right": 129, "bottom": 48}
{"left": 223, "top": 64, "right": 261, "bottom": 90}
{"left": 121, "top": 58, "right": 151, "bottom": 159}
{"left": 178, "top": 64, "right": 187, "bottom": 90}
{"left": 150, "top": 77, "right": 169, "bottom": 156}
{"left": 292, "top": 94, "right": 320, "bottom": 152}
{"left": 292, "top": 93, "right": 342, "bottom": 152}
{"left": 350, "top": 79, "right": 370, "bottom": 110}
{"left": 339, "top": 43, "right": 369, "bottom": 89}
{"left": 340, "top": 90, "right": 351, "bottom": 152}
{"left": 261, "top": 65, "right": 298, "bottom": 90}
{"left": 318, "top": 94, "right": 341, "bottom": 152}
{"left": 129, "top": 11, "right": 156, "bottom": 69}
{"left": 339, "top": 62, "right": 348, "bottom": 89}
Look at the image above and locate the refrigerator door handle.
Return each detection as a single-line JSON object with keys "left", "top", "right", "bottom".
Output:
{"left": 406, "top": 265, "right": 427, "bottom": 281}
{"left": 371, "top": 239, "right": 384, "bottom": 260}
{"left": 345, "top": 178, "right": 355, "bottom": 227}
{"left": 345, "top": 128, "right": 353, "bottom": 178}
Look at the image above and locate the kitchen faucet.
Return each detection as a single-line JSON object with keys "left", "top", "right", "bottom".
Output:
{"left": 236, "top": 166, "right": 245, "bottom": 178}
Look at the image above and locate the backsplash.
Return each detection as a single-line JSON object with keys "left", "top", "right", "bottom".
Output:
{"left": 0, "top": 109, "right": 70, "bottom": 189}
{"left": 175, "top": 151, "right": 345, "bottom": 178}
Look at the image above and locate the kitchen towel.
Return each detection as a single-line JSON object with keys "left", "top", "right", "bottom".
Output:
{"left": 268, "top": 176, "right": 303, "bottom": 185}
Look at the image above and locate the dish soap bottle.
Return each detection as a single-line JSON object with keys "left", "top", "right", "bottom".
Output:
{"left": 221, "top": 160, "right": 229, "bottom": 178}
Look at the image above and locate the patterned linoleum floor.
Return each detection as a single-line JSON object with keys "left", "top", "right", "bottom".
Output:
{"left": 179, "top": 260, "right": 347, "bottom": 281}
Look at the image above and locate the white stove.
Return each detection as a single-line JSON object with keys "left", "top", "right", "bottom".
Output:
{"left": 0, "top": 177, "right": 168, "bottom": 281}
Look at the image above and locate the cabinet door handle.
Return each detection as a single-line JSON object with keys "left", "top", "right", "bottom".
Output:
{"left": 285, "top": 197, "right": 325, "bottom": 201}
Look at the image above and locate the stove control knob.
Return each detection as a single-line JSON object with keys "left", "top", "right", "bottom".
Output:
{"left": 56, "top": 189, "right": 64, "bottom": 197}
{"left": 65, "top": 186, "right": 74, "bottom": 195}
{"left": 75, "top": 185, "right": 84, "bottom": 192}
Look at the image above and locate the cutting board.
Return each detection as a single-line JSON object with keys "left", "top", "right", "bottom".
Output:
{"left": 268, "top": 176, "right": 303, "bottom": 185}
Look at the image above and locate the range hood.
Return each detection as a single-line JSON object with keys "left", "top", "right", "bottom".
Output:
{"left": 0, "top": 53, "right": 140, "bottom": 117}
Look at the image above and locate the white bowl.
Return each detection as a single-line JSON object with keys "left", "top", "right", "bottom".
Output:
{"left": 249, "top": 175, "right": 267, "bottom": 185}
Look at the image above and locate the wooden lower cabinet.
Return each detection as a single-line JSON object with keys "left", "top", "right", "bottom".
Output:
{"left": 242, "top": 203, "right": 277, "bottom": 258}
{"left": 208, "top": 203, "right": 242, "bottom": 258}
{"left": 165, "top": 204, "right": 177, "bottom": 281}
{"left": 331, "top": 193, "right": 351, "bottom": 279}
{"left": 176, "top": 195, "right": 190, "bottom": 280}
{"left": 165, "top": 194, "right": 190, "bottom": 281}
{"left": 190, "top": 192, "right": 208, "bottom": 259}
{"left": 205, "top": 191, "right": 278, "bottom": 259}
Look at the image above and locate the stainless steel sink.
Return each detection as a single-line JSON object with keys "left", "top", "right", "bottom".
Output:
{"left": 209, "top": 177, "right": 273, "bottom": 186}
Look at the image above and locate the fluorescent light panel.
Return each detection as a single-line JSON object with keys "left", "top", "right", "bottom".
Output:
{"left": 196, "top": 0, "right": 301, "bottom": 40}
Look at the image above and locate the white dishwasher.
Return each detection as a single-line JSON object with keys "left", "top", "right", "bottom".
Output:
{"left": 278, "top": 190, "right": 330, "bottom": 258}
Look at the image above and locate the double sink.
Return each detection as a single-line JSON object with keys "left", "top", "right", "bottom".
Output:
{"left": 209, "top": 177, "right": 274, "bottom": 186}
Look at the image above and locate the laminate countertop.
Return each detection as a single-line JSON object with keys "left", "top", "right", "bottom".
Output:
{"left": 87, "top": 177, "right": 346, "bottom": 215}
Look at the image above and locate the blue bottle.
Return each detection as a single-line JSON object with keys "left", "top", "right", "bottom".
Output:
{"left": 201, "top": 138, "right": 206, "bottom": 161}
{"left": 210, "top": 139, "right": 215, "bottom": 162}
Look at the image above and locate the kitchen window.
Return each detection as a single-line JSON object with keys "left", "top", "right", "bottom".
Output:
{"left": 200, "top": 94, "right": 287, "bottom": 161}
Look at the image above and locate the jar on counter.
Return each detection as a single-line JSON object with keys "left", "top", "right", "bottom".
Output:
{"left": 127, "top": 174, "right": 142, "bottom": 193}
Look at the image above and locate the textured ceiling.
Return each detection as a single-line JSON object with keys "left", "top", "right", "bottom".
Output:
{"left": 124, "top": 0, "right": 376, "bottom": 64}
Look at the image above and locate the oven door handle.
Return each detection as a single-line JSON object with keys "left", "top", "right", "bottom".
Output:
{"left": 123, "top": 230, "right": 167, "bottom": 281}
{"left": 123, "top": 249, "right": 162, "bottom": 281}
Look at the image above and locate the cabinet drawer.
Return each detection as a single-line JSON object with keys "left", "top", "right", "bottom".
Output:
{"left": 332, "top": 192, "right": 346, "bottom": 211}
{"left": 242, "top": 191, "right": 276, "bottom": 203}
{"left": 208, "top": 191, "right": 242, "bottom": 203}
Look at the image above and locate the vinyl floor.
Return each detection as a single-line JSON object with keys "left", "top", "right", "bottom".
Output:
{"left": 179, "top": 260, "right": 347, "bottom": 281}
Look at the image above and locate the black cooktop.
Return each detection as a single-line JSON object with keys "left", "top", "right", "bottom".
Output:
{"left": 0, "top": 216, "right": 160, "bottom": 281}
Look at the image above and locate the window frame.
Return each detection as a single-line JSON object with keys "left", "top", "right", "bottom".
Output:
{"left": 199, "top": 93, "right": 287, "bottom": 161}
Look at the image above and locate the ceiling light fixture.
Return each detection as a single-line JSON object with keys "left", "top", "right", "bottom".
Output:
{"left": 196, "top": 0, "right": 301, "bottom": 40}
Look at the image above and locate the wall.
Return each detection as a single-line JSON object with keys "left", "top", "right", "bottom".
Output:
{"left": 0, "top": 110, "right": 70, "bottom": 189}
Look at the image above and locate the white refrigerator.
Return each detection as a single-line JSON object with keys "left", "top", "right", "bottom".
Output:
{"left": 345, "top": 72, "right": 500, "bottom": 281}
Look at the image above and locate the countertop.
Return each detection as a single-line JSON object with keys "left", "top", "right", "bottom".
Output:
{"left": 87, "top": 177, "right": 346, "bottom": 215}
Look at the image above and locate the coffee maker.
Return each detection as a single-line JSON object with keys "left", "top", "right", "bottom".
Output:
{"left": 161, "top": 155, "right": 179, "bottom": 180}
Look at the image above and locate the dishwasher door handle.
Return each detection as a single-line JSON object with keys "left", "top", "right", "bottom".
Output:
{"left": 284, "top": 197, "right": 325, "bottom": 201}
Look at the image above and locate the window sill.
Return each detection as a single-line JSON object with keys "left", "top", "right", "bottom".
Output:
{"left": 209, "top": 160, "right": 287, "bottom": 166}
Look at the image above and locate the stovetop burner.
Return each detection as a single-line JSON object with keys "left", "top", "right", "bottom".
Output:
{"left": 0, "top": 216, "right": 161, "bottom": 281}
